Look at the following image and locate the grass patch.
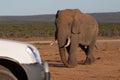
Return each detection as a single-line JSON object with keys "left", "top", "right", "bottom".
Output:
{"left": 99, "top": 23, "right": 120, "bottom": 37}
{"left": 0, "top": 22, "right": 119, "bottom": 38}
{"left": 0, "top": 22, "right": 55, "bottom": 38}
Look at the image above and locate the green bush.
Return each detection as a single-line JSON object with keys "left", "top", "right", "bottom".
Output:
{"left": 99, "top": 23, "right": 120, "bottom": 37}
{"left": 0, "top": 22, "right": 55, "bottom": 38}
{"left": 0, "top": 22, "right": 119, "bottom": 38}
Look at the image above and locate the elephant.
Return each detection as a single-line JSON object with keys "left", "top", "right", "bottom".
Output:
{"left": 55, "top": 9, "right": 99, "bottom": 68}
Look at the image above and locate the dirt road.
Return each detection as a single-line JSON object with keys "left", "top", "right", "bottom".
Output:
{"left": 10, "top": 37, "right": 120, "bottom": 80}
{"left": 28, "top": 38, "right": 120, "bottom": 80}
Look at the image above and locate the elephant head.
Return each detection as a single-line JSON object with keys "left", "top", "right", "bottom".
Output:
{"left": 55, "top": 9, "right": 81, "bottom": 47}
{"left": 55, "top": 9, "right": 98, "bottom": 68}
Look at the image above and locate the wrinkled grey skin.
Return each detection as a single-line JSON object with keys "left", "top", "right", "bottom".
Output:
{"left": 55, "top": 9, "right": 99, "bottom": 68}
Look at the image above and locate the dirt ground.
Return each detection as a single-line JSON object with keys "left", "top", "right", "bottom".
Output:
{"left": 15, "top": 37, "right": 120, "bottom": 80}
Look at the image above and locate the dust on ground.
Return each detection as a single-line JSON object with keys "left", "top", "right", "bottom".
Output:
{"left": 14, "top": 37, "right": 120, "bottom": 80}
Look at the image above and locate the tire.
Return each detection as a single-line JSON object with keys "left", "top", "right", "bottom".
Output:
{"left": 0, "top": 65, "right": 17, "bottom": 80}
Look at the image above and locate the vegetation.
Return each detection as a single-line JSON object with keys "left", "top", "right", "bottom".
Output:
{"left": 99, "top": 23, "right": 120, "bottom": 37}
{"left": 0, "top": 22, "right": 55, "bottom": 38}
{"left": 0, "top": 22, "right": 119, "bottom": 38}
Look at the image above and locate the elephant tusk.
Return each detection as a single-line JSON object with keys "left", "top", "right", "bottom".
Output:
{"left": 64, "top": 37, "right": 71, "bottom": 47}
{"left": 50, "top": 40, "right": 57, "bottom": 46}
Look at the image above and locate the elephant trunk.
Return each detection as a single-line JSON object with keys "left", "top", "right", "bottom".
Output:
{"left": 59, "top": 48, "right": 68, "bottom": 66}
{"left": 57, "top": 35, "right": 70, "bottom": 66}
{"left": 58, "top": 35, "right": 77, "bottom": 67}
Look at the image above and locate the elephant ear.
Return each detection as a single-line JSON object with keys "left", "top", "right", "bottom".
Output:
{"left": 56, "top": 10, "right": 60, "bottom": 18}
{"left": 71, "top": 14, "right": 80, "bottom": 34}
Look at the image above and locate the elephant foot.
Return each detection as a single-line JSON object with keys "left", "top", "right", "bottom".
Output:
{"left": 62, "top": 61, "right": 76, "bottom": 68}
{"left": 66, "top": 60, "right": 78, "bottom": 68}
{"left": 63, "top": 62, "right": 69, "bottom": 67}
{"left": 66, "top": 62, "right": 77, "bottom": 68}
{"left": 63, "top": 61, "right": 77, "bottom": 68}
{"left": 66, "top": 64, "right": 77, "bottom": 68}
{"left": 62, "top": 59, "right": 77, "bottom": 68}
{"left": 84, "top": 56, "right": 95, "bottom": 65}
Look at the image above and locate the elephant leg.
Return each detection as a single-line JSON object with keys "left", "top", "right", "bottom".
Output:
{"left": 84, "top": 46, "right": 95, "bottom": 65}
{"left": 84, "top": 39, "right": 96, "bottom": 65}
{"left": 67, "top": 34, "right": 78, "bottom": 68}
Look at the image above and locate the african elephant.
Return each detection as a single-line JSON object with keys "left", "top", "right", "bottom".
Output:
{"left": 55, "top": 9, "right": 99, "bottom": 68}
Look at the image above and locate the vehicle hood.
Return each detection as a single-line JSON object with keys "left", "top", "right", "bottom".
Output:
{"left": 0, "top": 39, "right": 41, "bottom": 64}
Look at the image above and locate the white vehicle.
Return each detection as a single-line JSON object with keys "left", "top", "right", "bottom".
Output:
{"left": 0, "top": 39, "right": 50, "bottom": 80}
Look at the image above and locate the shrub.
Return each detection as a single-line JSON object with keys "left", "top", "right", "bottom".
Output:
{"left": 0, "top": 22, "right": 119, "bottom": 38}
{"left": 99, "top": 23, "right": 120, "bottom": 37}
{"left": 0, "top": 22, "right": 55, "bottom": 38}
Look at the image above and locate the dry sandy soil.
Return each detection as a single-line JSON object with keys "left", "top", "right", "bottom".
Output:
{"left": 16, "top": 37, "right": 120, "bottom": 80}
